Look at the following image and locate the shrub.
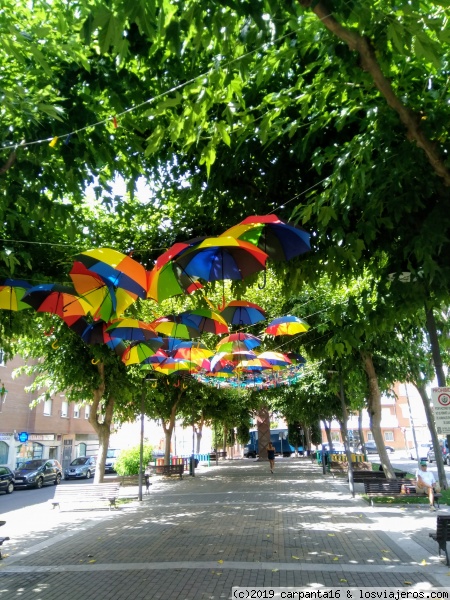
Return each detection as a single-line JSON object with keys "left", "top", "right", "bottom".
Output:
{"left": 114, "top": 445, "right": 154, "bottom": 476}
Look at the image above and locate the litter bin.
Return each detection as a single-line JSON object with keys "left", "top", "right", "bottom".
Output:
{"left": 189, "top": 456, "right": 198, "bottom": 476}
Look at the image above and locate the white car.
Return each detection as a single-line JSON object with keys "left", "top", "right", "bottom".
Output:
{"left": 322, "top": 443, "right": 346, "bottom": 453}
{"left": 410, "top": 443, "right": 432, "bottom": 461}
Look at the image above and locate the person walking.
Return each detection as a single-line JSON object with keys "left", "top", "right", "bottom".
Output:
{"left": 267, "top": 442, "right": 275, "bottom": 474}
{"left": 415, "top": 460, "right": 440, "bottom": 510}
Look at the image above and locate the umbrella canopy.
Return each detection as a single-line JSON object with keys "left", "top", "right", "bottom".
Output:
{"left": 76, "top": 248, "right": 147, "bottom": 299}
{"left": 122, "top": 340, "right": 163, "bottom": 366}
{"left": 178, "top": 308, "right": 229, "bottom": 335}
{"left": 219, "top": 300, "right": 266, "bottom": 325}
{"left": 106, "top": 318, "right": 161, "bottom": 342}
{"left": 174, "top": 236, "right": 268, "bottom": 282}
{"left": 153, "top": 237, "right": 206, "bottom": 270}
{"left": 0, "top": 279, "right": 33, "bottom": 311}
{"left": 150, "top": 316, "right": 200, "bottom": 339}
{"left": 153, "top": 358, "right": 198, "bottom": 375}
{"left": 235, "top": 357, "right": 273, "bottom": 371}
{"left": 146, "top": 261, "right": 203, "bottom": 303}
{"left": 22, "top": 284, "right": 92, "bottom": 318}
{"left": 257, "top": 351, "right": 292, "bottom": 366}
{"left": 265, "top": 315, "right": 310, "bottom": 336}
{"left": 222, "top": 214, "right": 310, "bottom": 261}
{"left": 171, "top": 345, "right": 214, "bottom": 364}
{"left": 79, "top": 320, "right": 127, "bottom": 355}
{"left": 216, "top": 332, "right": 262, "bottom": 351}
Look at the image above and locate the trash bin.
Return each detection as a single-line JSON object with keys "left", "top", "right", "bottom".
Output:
{"left": 189, "top": 456, "right": 196, "bottom": 476}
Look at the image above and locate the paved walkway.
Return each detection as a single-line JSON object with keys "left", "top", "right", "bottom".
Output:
{"left": 0, "top": 458, "right": 449, "bottom": 599}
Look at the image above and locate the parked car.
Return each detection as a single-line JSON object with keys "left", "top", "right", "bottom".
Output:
{"left": 0, "top": 466, "right": 15, "bottom": 494}
{"left": 360, "top": 441, "right": 395, "bottom": 454}
{"left": 410, "top": 442, "right": 433, "bottom": 460}
{"left": 64, "top": 456, "right": 96, "bottom": 480}
{"left": 427, "top": 442, "right": 449, "bottom": 464}
{"left": 105, "top": 449, "right": 119, "bottom": 473}
{"left": 14, "top": 459, "right": 62, "bottom": 489}
{"left": 322, "top": 442, "right": 346, "bottom": 453}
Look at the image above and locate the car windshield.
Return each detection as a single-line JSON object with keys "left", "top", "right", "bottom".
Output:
{"left": 107, "top": 450, "right": 117, "bottom": 458}
{"left": 20, "top": 460, "right": 44, "bottom": 470}
{"left": 71, "top": 458, "right": 88, "bottom": 465}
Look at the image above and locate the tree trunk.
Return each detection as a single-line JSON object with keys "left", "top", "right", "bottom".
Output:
{"left": 195, "top": 413, "right": 204, "bottom": 454}
{"left": 323, "top": 420, "right": 332, "bottom": 448}
{"left": 358, "top": 409, "right": 364, "bottom": 451}
{"left": 361, "top": 351, "right": 396, "bottom": 478}
{"left": 298, "top": 0, "right": 450, "bottom": 186}
{"left": 256, "top": 406, "right": 271, "bottom": 460}
{"left": 425, "top": 306, "right": 447, "bottom": 387}
{"left": 338, "top": 371, "right": 355, "bottom": 497}
{"left": 162, "top": 400, "right": 178, "bottom": 464}
{"left": 415, "top": 382, "right": 447, "bottom": 490}
{"left": 88, "top": 362, "right": 115, "bottom": 484}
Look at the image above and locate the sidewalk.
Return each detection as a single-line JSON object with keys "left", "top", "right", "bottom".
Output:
{"left": 0, "top": 458, "right": 449, "bottom": 599}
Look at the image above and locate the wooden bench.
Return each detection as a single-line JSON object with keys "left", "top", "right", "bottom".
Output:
{"left": 429, "top": 515, "right": 450, "bottom": 565}
{"left": 352, "top": 471, "right": 408, "bottom": 483}
{"left": 209, "top": 451, "right": 227, "bottom": 461}
{"left": 50, "top": 483, "right": 120, "bottom": 511}
{"left": 0, "top": 521, "right": 9, "bottom": 560}
{"left": 363, "top": 479, "right": 441, "bottom": 507}
{"left": 150, "top": 464, "right": 184, "bottom": 478}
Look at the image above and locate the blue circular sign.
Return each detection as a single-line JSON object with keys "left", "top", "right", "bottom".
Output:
{"left": 18, "top": 432, "right": 28, "bottom": 443}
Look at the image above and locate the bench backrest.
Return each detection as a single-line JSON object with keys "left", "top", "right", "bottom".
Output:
{"left": 363, "top": 479, "right": 411, "bottom": 494}
{"left": 54, "top": 484, "right": 120, "bottom": 498}
{"left": 436, "top": 516, "right": 450, "bottom": 541}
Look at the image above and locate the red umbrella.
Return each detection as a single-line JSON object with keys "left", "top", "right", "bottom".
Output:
{"left": 22, "top": 284, "right": 91, "bottom": 318}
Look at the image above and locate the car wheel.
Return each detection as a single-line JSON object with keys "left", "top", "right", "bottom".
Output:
{"left": 54, "top": 474, "right": 61, "bottom": 485}
{"left": 35, "top": 477, "right": 44, "bottom": 489}
{"left": 6, "top": 482, "right": 14, "bottom": 494}
{"left": 85, "top": 470, "right": 91, "bottom": 479}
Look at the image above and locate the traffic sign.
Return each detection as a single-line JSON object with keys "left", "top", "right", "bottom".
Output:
{"left": 18, "top": 431, "right": 28, "bottom": 443}
{"left": 431, "top": 388, "right": 450, "bottom": 434}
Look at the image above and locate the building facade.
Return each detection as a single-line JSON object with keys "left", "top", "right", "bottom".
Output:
{"left": 0, "top": 355, "right": 98, "bottom": 471}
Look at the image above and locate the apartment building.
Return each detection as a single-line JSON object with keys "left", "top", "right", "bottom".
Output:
{"left": 0, "top": 355, "right": 98, "bottom": 471}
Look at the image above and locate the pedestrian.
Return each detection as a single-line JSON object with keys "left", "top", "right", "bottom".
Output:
{"left": 267, "top": 442, "right": 275, "bottom": 474}
{"left": 415, "top": 460, "right": 440, "bottom": 510}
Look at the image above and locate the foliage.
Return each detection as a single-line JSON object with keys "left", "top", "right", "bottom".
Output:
{"left": 114, "top": 444, "right": 154, "bottom": 476}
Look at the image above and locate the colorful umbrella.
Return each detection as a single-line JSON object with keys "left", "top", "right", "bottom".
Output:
{"left": 150, "top": 316, "right": 200, "bottom": 339}
{"left": 78, "top": 320, "right": 127, "bottom": 355}
{"left": 216, "top": 332, "right": 262, "bottom": 351}
{"left": 174, "top": 236, "right": 268, "bottom": 282}
{"left": 122, "top": 341, "right": 163, "bottom": 366}
{"left": 146, "top": 261, "right": 203, "bottom": 303}
{"left": 153, "top": 237, "right": 206, "bottom": 270}
{"left": 178, "top": 309, "right": 229, "bottom": 335}
{"left": 0, "top": 279, "right": 33, "bottom": 311}
{"left": 171, "top": 345, "right": 214, "bottom": 364}
{"left": 153, "top": 358, "right": 198, "bottom": 375}
{"left": 22, "top": 284, "right": 92, "bottom": 318}
{"left": 219, "top": 300, "right": 266, "bottom": 325}
{"left": 235, "top": 357, "right": 273, "bottom": 371}
{"left": 257, "top": 351, "right": 292, "bottom": 366}
{"left": 222, "top": 214, "right": 310, "bottom": 261}
{"left": 76, "top": 248, "right": 147, "bottom": 299}
{"left": 106, "top": 318, "right": 161, "bottom": 342}
{"left": 265, "top": 315, "right": 310, "bottom": 336}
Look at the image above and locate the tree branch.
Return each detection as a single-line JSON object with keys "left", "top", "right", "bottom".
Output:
{"left": 299, "top": 0, "right": 450, "bottom": 186}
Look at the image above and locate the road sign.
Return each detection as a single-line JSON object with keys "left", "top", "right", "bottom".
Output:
{"left": 431, "top": 388, "right": 450, "bottom": 434}
{"left": 18, "top": 431, "right": 28, "bottom": 443}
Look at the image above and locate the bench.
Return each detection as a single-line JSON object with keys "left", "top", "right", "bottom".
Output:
{"left": 150, "top": 464, "right": 184, "bottom": 478}
{"left": 0, "top": 521, "right": 9, "bottom": 560}
{"left": 209, "top": 451, "right": 227, "bottom": 461}
{"left": 50, "top": 483, "right": 120, "bottom": 511}
{"left": 352, "top": 471, "right": 408, "bottom": 483}
{"left": 429, "top": 515, "right": 450, "bottom": 565}
{"left": 363, "top": 479, "right": 441, "bottom": 507}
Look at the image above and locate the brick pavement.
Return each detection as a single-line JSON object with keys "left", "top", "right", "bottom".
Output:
{"left": 0, "top": 458, "right": 449, "bottom": 599}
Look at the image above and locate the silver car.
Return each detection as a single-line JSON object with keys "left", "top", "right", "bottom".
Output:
{"left": 64, "top": 456, "right": 96, "bottom": 479}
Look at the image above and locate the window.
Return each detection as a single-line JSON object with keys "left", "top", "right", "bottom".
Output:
{"left": 84, "top": 405, "right": 90, "bottom": 420}
{"left": 61, "top": 401, "right": 68, "bottom": 418}
{"left": 367, "top": 433, "right": 374, "bottom": 441}
{"left": 73, "top": 404, "right": 80, "bottom": 418}
{"left": 43, "top": 399, "right": 53, "bottom": 416}
{"left": 77, "top": 443, "right": 87, "bottom": 457}
{"left": 384, "top": 431, "right": 394, "bottom": 442}
{"left": 0, "top": 441, "right": 8, "bottom": 464}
